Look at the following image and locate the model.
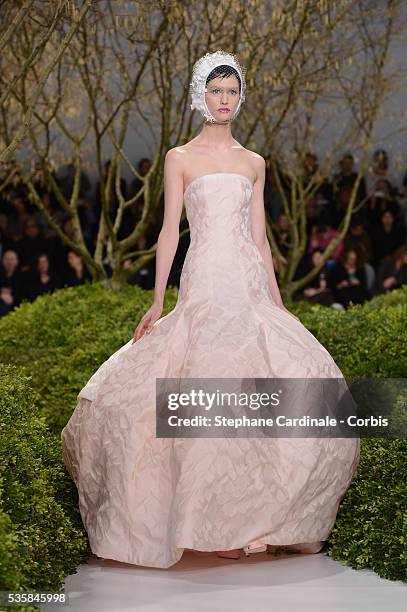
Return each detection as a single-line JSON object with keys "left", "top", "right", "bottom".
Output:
{"left": 61, "top": 50, "right": 360, "bottom": 568}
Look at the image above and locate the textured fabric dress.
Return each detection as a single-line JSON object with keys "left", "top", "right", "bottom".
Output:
{"left": 61, "top": 172, "right": 360, "bottom": 569}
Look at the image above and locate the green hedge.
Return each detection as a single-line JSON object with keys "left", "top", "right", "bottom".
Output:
{"left": 0, "top": 282, "right": 178, "bottom": 433}
{"left": 290, "top": 285, "right": 407, "bottom": 377}
{"left": 0, "top": 282, "right": 405, "bottom": 591}
{"left": 0, "top": 365, "right": 89, "bottom": 610}
{"left": 327, "top": 437, "right": 406, "bottom": 582}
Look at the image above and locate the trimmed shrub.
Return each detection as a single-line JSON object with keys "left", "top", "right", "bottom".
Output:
{"left": 0, "top": 365, "right": 89, "bottom": 607}
{"left": 290, "top": 285, "right": 407, "bottom": 377}
{"left": 327, "top": 437, "right": 406, "bottom": 582}
{"left": 0, "top": 282, "right": 177, "bottom": 433}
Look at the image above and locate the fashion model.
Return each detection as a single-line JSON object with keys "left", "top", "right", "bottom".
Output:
{"left": 61, "top": 50, "right": 360, "bottom": 568}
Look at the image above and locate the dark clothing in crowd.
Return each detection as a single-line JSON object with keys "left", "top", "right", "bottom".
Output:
{"left": 366, "top": 197, "right": 402, "bottom": 230}
{"left": 0, "top": 267, "right": 24, "bottom": 304}
{"left": 373, "top": 259, "right": 407, "bottom": 295}
{"left": 301, "top": 264, "right": 336, "bottom": 306}
{"left": 62, "top": 264, "right": 92, "bottom": 287}
{"left": 371, "top": 224, "right": 406, "bottom": 265}
{"left": 343, "top": 232, "right": 373, "bottom": 264}
{"left": 25, "top": 269, "right": 59, "bottom": 302}
{"left": 14, "top": 234, "right": 50, "bottom": 270}
{"left": 330, "top": 262, "right": 370, "bottom": 308}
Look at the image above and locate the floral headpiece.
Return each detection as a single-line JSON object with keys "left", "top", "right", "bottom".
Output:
{"left": 189, "top": 49, "right": 247, "bottom": 123}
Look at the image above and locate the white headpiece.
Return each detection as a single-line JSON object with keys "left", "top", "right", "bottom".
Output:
{"left": 189, "top": 49, "right": 246, "bottom": 123}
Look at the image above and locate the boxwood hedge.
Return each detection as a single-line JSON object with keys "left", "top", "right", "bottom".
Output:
{"left": 0, "top": 365, "right": 89, "bottom": 611}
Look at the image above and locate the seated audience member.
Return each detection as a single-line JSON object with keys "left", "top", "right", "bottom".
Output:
{"left": 0, "top": 287, "right": 14, "bottom": 317}
{"left": 307, "top": 222, "right": 344, "bottom": 261}
{"left": 344, "top": 215, "right": 373, "bottom": 263}
{"left": 365, "top": 149, "right": 398, "bottom": 199}
{"left": 332, "top": 153, "right": 367, "bottom": 198}
{"left": 34, "top": 191, "right": 69, "bottom": 239}
{"left": 373, "top": 245, "right": 407, "bottom": 295}
{"left": 366, "top": 178, "right": 402, "bottom": 230}
{"left": 300, "top": 248, "right": 336, "bottom": 307}
{"left": 332, "top": 153, "right": 367, "bottom": 225}
{"left": 24, "top": 252, "right": 59, "bottom": 302}
{"left": 0, "top": 249, "right": 24, "bottom": 315}
{"left": 331, "top": 183, "right": 354, "bottom": 229}
{"left": 62, "top": 250, "right": 92, "bottom": 287}
{"left": 14, "top": 216, "right": 50, "bottom": 273}
{"left": 2, "top": 194, "right": 29, "bottom": 242}
{"left": 371, "top": 209, "right": 406, "bottom": 267}
{"left": 330, "top": 248, "right": 371, "bottom": 308}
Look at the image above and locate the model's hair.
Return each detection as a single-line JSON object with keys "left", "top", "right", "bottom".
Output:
{"left": 205, "top": 64, "right": 241, "bottom": 93}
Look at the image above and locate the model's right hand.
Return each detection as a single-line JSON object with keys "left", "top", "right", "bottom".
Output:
{"left": 132, "top": 302, "right": 163, "bottom": 344}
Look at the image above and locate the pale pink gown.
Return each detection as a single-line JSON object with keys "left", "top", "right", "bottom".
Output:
{"left": 61, "top": 172, "right": 360, "bottom": 568}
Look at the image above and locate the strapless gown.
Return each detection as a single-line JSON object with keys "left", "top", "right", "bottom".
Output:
{"left": 61, "top": 172, "right": 360, "bottom": 569}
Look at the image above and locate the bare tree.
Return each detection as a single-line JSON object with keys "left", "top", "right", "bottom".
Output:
{"left": 0, "top": 0, "right": 94, "bottom": 162}
{"left": 242, "top": 0, "right": 405, "bottom": 300}
{"left": 0, "top": 0, "right": 404, "bottom": 293}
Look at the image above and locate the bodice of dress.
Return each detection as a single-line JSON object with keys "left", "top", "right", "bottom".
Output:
{"left": 177, "top": 173, "right": 274, "bottom": 307}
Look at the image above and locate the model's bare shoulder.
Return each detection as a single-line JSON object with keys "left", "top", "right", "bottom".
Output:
{"left": 164, "top": 146, "right": 185, "bottom": 174}
{"left": 165, "top": 145, "right": 198, "bottom": 186}
{"left": 165, "top": 146, "right": 186, "bottom": 160}
{"left": 244, "top": 148, "right": 265, "bottom": 164}
{"left": 240, "top": 147, "right": 265, "bottom": 182}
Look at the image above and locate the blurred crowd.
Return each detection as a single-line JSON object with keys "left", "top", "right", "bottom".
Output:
{"left": 0, "top": 149, "right": 406, "bottom": 317}
{"left": 266, "top": 150, "right": 407, "bottom": 308}
{"left": 0, "top": 157, "right": 162, "bottom": 317}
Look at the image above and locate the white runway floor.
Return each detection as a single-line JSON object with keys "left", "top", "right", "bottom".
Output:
{"left": 42, "top": 550, "right": 406, "bottom": 611}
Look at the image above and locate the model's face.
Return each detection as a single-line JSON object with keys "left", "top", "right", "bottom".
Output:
{"left": 204, "top": 74, "right": 240, "bottom": 122}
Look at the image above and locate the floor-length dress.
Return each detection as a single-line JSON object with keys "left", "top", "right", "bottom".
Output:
{"left": 61, "top": 172, "right": 360, "bottom": 569}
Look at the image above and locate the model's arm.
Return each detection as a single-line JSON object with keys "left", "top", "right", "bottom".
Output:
{"left": 250, "top": 155, "right": 284, "bottom": 309}
{"left": 153, "top": 149, "right": 184, "bottom": 306}
{"left": 132, "top": 149, "right": 184, "bottom": 343}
